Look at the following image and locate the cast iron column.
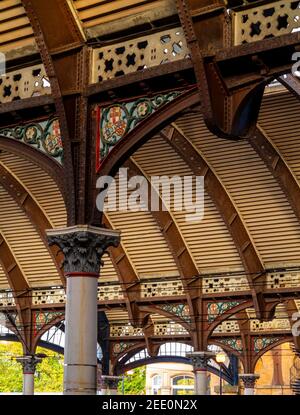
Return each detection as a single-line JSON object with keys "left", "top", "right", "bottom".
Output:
{"left": 239, "top": 374, "right": 260, "bottom": 395}
{"left": 47, "top": 225, "right": 120, "bottom": 395}
{"left": 100, "top": 375, "right": 122, "bottom": 395}
{"left": 187, "top": 351, "right": 216, "bottom": 395}
{"left": 17, "top": 355, "right": 42, "bottom": 395}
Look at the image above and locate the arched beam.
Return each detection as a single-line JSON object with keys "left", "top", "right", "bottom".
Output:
{"left": 0, "top": 233, "right": 32, "bottom": 353}
{"left": 118, "top": 355, "right": 234, "bottom": 384}
{"left": 252, "top": 336, "right": 293, "bottom": 372}
{"left": 0, "top": 162, "right": 65, "bottom": 285}
{"left": 160, "top": 124, "right": 266, "bottom": 319}
{"left": 0, "top": 333, "right": 65, "bottom": 355}
{"left": 32, "top": 314, "right": 65, "bottom": 350}
{"left": 102, "top": 215, "right": 145, "bottom": 327}
{"left": 249, "top": 125, "right": 300, "bottom": 223}
{"left": 0, "top": 135, "right": 65, "bottom": 199}
{"left": 21, "top": 0, "right": 84, "bottom": 224}
{"left": 124, "top": 158, "right": 202, "bottom": 349}
{"left": 278, "top": 74, "right": 300, "bottom": 100}
{"left": 206, "top": 300, "right": 254, "bottom": 340}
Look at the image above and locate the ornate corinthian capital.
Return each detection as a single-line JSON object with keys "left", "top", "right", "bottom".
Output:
{"left": 187, "top": 351, "right": 216, "bottom": 371}
{"left": 17, "top": 355, "right": 42, "bottom": 374}
{"left": 47, "top": 225, "right": 120, "bottom": 274}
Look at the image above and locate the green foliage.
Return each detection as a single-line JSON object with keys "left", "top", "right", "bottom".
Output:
{"left": 118, "top": 366, "right": 146, "bottom": 395}
{"left": 0, "top": 342, "right": 63, "bottom": 393}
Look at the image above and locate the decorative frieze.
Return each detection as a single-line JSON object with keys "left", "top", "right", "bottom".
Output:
{"left": 32, "top": 287, "right": 66, "bottom": 306}
{"left": 141, "top": 280, "right": 184, "bottom": 298}
{"left": 213, "top": 320, "right": 240, "bottom": 334}
{"left": 233, "top": 0, "right": 300, "bottom": 45}
{"left": 203, "top": 275, "right": 250, "bottom": 294}
{"left": 250, "top": 318, "right": 290, "bottom": 332}
{"left": 0, "top": 64, "right": 51, "bottom": 103}
{"left": 91, "top": 27, "right": 189, "bottom": 83}
{"left": 0, "top": 291, "right": 15, "bottom": 307}
{"left": 266, "top": 271, "right": 300, "bottom": 289}
{"left": 110, "top": 324, "right": 143, "bottom": 337}
{"left": 154, "top": 322, "right": 188, "bottom": 336}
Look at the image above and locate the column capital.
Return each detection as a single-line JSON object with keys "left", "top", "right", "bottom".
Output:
{"left": 16, "top": 355, "right": 42, "bottom": 374}
{"left": 187, "top": 351, "right": 216, "bottom": 371}
{"left": 239, "top": 373, "right": 260, "bottom": 388}
{"left": 47, "top": 225, "right": 120, "bottom": 274}
{"left": 100, "top": 375, "right": 122, "bottom": 390}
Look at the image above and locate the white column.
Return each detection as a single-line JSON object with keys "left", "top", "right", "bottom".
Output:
{"left": 47, "top": 225, "right": 120, "bottom": 395}
{"left": 17, "top": 355, "right": 42, "bottom": 395}
{"left": 64, "top": 274, "right": 98, "bottom": 394}
{"left": 239, "top": 374, "right": 260, "bottom": 395}
{"left": 187, "top": 351, "right": 216, "bottom": 395}
{"left": 23, "top": 373, "right": 34, "bottom": 395}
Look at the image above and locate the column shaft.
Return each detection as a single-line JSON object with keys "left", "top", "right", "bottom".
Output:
{"left": 23, "top": 373, "right": 34, "bottom": 395}
{"left": 64, "top": 275, "right": 98, "bottom": 395}
{"left": 47, "top": 225, "right": 120, "bottom": 396}
{"left": 195, "top": 370, "right": 208, "bottom": 395}
{"left": 187, "top": 351, "right": 215, "bottom": 395}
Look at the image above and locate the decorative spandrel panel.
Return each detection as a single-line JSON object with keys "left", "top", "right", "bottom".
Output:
{"left": 33, "top": 310, "right": 64, "bottom": 336}
{"left": 233, "top": 0, "right": 300, "bottom": 45}
{"left": 207, "top": 301, "right": 243, "bottom": 322}
{"left": 216, "top": 337, "right": 243, "bottom": 353}
{"left": 253, "top": 336, "right": 281, "bottom": 353}
{"left": 0, "top": 64, "right": 51, "bottom": 103}
{"left": 96, "top": 91, "right": 182, "bottom": 171}
{"left": 91, "top": 27, "right": 189, "bottom": 83}
{"left": 0, "top": 118, "right": 64, "bottom": 164}
{"left": 159, "top": 304, "right": 191, "bottom": 323}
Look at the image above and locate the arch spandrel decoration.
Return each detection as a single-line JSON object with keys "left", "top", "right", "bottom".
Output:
{"left": 95, "top": 88, "right": 190, "bottom": 172}
{"left": 0, "top": 117, "right": 64, "bottom": 165}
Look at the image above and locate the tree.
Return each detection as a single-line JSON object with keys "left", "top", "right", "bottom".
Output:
{"left": 118, "top": 366, "right": 146, "bottom": 395}
{"left": 0, "top": 341, "right": 63, "bottom": 393}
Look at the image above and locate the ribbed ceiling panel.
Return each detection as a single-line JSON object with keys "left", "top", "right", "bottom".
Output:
{"left": 259, "top": 91, "right": 300, "bottom": 183}
{"left": 0, "top": 0, "right": 36, "bottom": 53}
{"left": 176, "top": 113, "right": 300, "bottom": 268}
{"left": 0, "top": 185, "right": 60, "bottom": 286}
{"left": 133, "top": 135, "right": 244, "bottom": 273}
{"left": 0, "top": 151, "right": 67, "bottom": 229}
{"left": 106, "top": 172, "right": 178, "bottom": 279}
{"left": 72, "top": 0, "right": 164, "bottom": 28}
